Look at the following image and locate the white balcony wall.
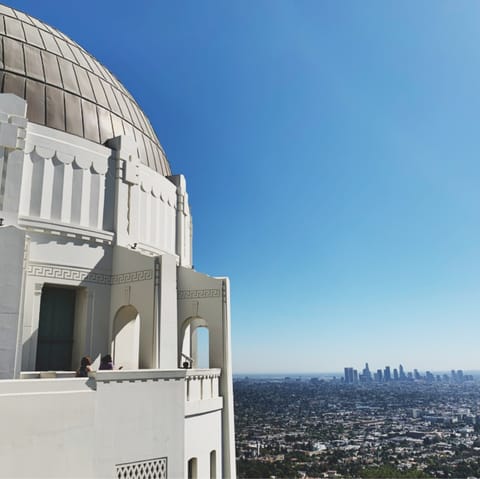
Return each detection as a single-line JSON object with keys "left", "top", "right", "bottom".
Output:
{"left": 186, "top": 369, "right": 220, "bottom": 402}
{"left": 0, "top": 371, "right": 186, "bottom": 479}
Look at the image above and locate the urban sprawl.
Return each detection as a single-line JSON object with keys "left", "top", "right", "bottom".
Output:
{"left": 235, "top": 367, "right": 480, "bottom": 478}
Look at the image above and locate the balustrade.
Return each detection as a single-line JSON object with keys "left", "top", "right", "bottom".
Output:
{"left": 185, "top": 368, "right": 221, "bottom": 402}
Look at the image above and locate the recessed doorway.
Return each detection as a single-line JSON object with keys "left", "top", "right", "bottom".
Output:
{"left": 35, "top": 285, "right": 76, "bottom": 371}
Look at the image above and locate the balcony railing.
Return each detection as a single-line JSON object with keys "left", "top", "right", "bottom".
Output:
{"left": 185, "top": 368, "right": 221, "bottom": 401}
{"left": 19, "top": 368, "right": 222, "bottom": 398}
{"left": 14, "top": 368, "right": 224, "bottom": 416}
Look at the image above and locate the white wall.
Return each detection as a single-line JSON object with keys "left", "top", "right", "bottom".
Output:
{"left": 110, "top": 246, "right": 155, "bottom": 369}
{"left": 0, "top": 226, "right": 27, "bottom": 379}
{"left": 0, "top": 94, "right": 28, "bottom": 226}
{"left": 133, "top": 164, "right": 177, "bottom": 255}
{"left": 169, "top": 174, "right": 192, "bottom": 268}
{"left": 21, "top": 123, "right": 112, "bottom": 232}
{"left": 108, "top": 135, "right": 185, "bottom": 260}
{"left": 177, "top": 268, "right": 236, "bottom": 479}
{"left": 112, "top": 305, "right": 140, "bottom": 369}
{"left": 185, "top": 410, "right": 222, "bottom": 479}
{"left": 157, "top": 253, "right": 179, "bottom": 369}
{"left": 110, "top": 247, "right": 180, "bottom": 370}
{"left": 0, "top": 371, "right": 186, "bottom": 479}
{"left": 20, "top": 233, "right": 113, "bottom": 372}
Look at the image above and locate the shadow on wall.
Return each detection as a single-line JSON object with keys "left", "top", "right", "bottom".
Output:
{"left": 111, "top": 305, "right": 140, "bottom": 370}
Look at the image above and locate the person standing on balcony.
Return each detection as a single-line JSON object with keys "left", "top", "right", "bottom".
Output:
{"left": 99, "top": 355, "right": 114, "bottom": 370}
{"left": 76, "top": 356, "right": 92, "bottom": 377}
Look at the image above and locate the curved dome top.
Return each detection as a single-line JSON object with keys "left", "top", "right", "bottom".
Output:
{"left": 0, "top": 4, "right": 170, "bottom": 175}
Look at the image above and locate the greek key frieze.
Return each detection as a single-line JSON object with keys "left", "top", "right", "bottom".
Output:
{"left": 27, "top": 263, "right": 153, "bottom": 285}
{"left": 111, "top": 269, "right": 153, "bottom": 284}
{"left": 84, "top": 271, "right": 111, "bottom": 284}
{"left": 27, "top": 264, "right": 94, "bottom": 282}
{"left": 177, "top": 288, "right": 221, "bottom": 300}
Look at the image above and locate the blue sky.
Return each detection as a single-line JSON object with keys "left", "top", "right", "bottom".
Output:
{"left": 7, "top": 1, "right": 480, "bottom": 373}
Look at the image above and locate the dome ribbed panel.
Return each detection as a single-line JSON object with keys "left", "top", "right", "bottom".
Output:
{"left": 0, "top": 4, "right": 171, "bottom": 176}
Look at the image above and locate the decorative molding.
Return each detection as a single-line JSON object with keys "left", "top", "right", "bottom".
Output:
{"left": 177, "top": 288, "right": 221, "bottom": 300}
{"left": 138, "top": 164, "right": 177, "bottom": 206}
{"left": 27, "top": 262, "right": 153, "bottom": 286}
{"left": 222, "top": 280, "right": 227, "bottom": 304}
{"left": 18, "top": 216, "right": 114, "bottom": 244}
{"left": 25, "top": 145, "right": 109, "bottom": 175}
{"left": 33, "top": 282, "right": 43, "bottom": 295}
{"left": 0, "top": 95, "right": 27, "bottom": 151}
{"left": 27, "top": 263, "right": 110, "bottom": 284}
{"left": 186, "top": 368, "right": 221, "bottom": 380}
{"left": 116, "top": 457, "right": 167, "bottom": 479}
{"left": 111, "top": 270, "right": 153, "bottom": 284}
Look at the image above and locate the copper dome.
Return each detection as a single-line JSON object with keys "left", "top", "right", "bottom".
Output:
{"left": 0, "top": 4, "right": 170, "bottom": 175}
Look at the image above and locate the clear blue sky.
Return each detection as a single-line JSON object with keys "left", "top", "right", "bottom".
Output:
{"left": 7, "top": 1, "right": 480, "bottom": 373}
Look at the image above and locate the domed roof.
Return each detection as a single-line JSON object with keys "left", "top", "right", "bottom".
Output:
{"left": 0, "top": 4, "right": 170, "bottom": 175}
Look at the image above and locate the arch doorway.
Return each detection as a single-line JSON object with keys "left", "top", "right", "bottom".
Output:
{"left": 180, "top": 316, "right": 210, "bottom": 369}
{"left": 112, "top": 305, "right": 140, "bottom": 370}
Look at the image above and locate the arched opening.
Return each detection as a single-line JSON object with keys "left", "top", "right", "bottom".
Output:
{"left": 197, "top": 327, "right": 209, "bottom": 369}
{"left": 112, "top": 305, "right": 140, "bottom": 370}
{"left": 210, "top": 450, "right": 217, "bottom": 479}
{"left": 180, "top": 316, "right": 210, "bottom": 369}
{"left": 187, "top": 457, "right": 197, "bottom": 479}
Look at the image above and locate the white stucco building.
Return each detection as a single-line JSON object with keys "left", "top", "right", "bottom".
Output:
{"left": 0, "top": 4, "right": 235, "bottom": 478}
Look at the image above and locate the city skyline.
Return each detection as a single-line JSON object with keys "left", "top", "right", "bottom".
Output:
{"left": 344, "top": 363, "right": 473, "bottom": 383}
{"left": 6, "top": 1, "right": 480, "bottom": 373}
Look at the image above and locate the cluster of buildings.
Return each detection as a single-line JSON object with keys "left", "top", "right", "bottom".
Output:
{"left": 235, "top": 377, "right": 480, "bottom": 478}
{"left": 344, "top": 363, "right": 474, "bottom": 384}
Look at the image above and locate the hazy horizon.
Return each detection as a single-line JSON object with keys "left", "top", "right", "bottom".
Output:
{"left": 233, "top": 368, "right": 480, "bottom": 377}
{"left": 233, "top": 368, "right": 480, "bottom": 375}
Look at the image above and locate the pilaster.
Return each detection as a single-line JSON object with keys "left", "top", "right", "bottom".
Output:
{"left": 107, "top": 135, "right": 140, "bottom": 246}
{"left": 155, "top": 253, "right": 178, "bottom": 369}
{"left": 0, "top": 94, "right": 28, "bottom": 226}
{"left": 169, "top": 174, "right": 192, "bottom": 267}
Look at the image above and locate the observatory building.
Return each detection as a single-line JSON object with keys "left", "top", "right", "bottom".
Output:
{"left": 0, "top": 4, "right": 235, "bottom": 479}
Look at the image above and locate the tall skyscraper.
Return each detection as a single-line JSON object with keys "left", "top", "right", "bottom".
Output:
{"left": 362, "top": 362, "right": 372, "bottom": 382}
{"left": 344, "top": 367, "right": 355, "bottom": 384}
{"left": 384, "top": 366, "right": 391, "bottom": 382}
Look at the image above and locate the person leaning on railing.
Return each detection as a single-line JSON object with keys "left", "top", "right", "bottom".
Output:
{"left": 76, "top": 356, "right": 92, "bottom": 377}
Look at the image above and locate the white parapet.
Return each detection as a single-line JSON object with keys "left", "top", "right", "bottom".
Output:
{"left": 0, "top": 369, "right": 187, "bottom": 478}
{"left": 186, "top": 368, "right": 221, "bottom": 401}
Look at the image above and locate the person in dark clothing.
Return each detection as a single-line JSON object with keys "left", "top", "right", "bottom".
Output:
{"left": 99, "top": 354, "right": 113, "bottom": 370}
{"left": 76, "top": 356, "right": 91, "bottom": 377}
